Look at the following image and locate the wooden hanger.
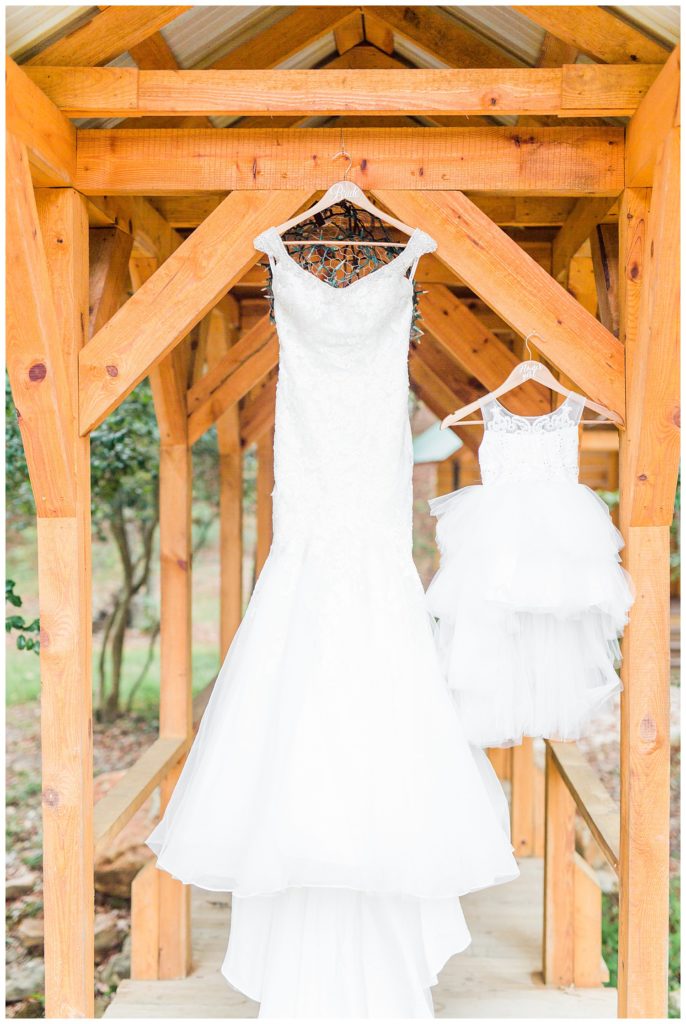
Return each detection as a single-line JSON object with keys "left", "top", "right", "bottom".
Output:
{"left": 440, "top": 334, "right": 624, "bottom": 429}
{"left": 275, "top": 134, "right": 417, "bottom": 248}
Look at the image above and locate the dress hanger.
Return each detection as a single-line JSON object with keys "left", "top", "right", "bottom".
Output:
{"left": 440, "top": 332, "right": 624, "bottom": 429}
{"left": 275, "top": 132, "right": 418, "bottom": 248}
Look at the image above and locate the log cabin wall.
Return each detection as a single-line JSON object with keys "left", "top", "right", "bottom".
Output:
{"left": 5, "top": 6, "right": 680, "bottom": 1018}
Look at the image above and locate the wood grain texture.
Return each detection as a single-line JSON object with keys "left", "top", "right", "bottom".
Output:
{"left": 574, "top": 853, "right": 608, "bottom": 987}
{"left": 74, "top": 127, "right": 625, "bottom": 197}
{"left": 513, "top": 7, "right": 670, "bottom": 64}
{"left": 6, "top": 57, "right": 75, "bottom": 186}
{"left": 622, "top": 130, "right": 680, "bottom": 526}
{"left": 27, "top": 65, "right": 657, "bottom": 117}
{"left": 188, "top": 316, "right": 279, "bottom": 445}
{"left": 93, "top": 736, "right": 189, "bottom": 856}
{"left": 408, "top": 350, "right": 479, "bottom": 453}
{"left": 378, "top": 190, "right": 625, "bottom": 417}
{"left": 211, "top": 7, "right": 357, "bottom": 71}
{"left": 26, "top": 6, "right": 190, "bottom": 67}
{"left": 241, "top": 375, "right": 278, "bottom": 449}
{"left": 420, "top": 286, "right": 551, "bottom": 416}
{"left": 87, "top": 193, "right": 183, "bottom": 260}
{"left": 551, "top": 197, "right": 616, "bottom": 282}
{"left": 511, "top": 739, "right": 537, "bottom": 858}
{"left": 547, "top": 740, "right": 620, "bottom": 871}
{"left": 590, "top": 223, "right": 620, "bottom": 337}
{"left": 131, "top": 860, "right": 160, "bottom": 980}
{"left": 89, "top": 226, "right": 133, "bottom": 337}
{"left": 543, "top": 744, "right": 577, "bottom": 986}
{"left": 34, "top": 187, "right": 93, "bottom": 1018}
{"left": 362, "top": 6, "right": 520, "bottom": 68}
{"left": 79, "top": 190, "right": 312, "bottom": 434}
{"left": 6, "top": 138, "right": 75, "bottom": 516}
{"left": 626, "top": 46, "right": 680, "bottom": 187}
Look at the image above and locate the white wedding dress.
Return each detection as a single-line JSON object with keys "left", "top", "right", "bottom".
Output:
{"left": 146, "top": 225, "right": 519, "bottom": 1018}
{"left": 427, "top": 394, "right": 634, "bottom": 749}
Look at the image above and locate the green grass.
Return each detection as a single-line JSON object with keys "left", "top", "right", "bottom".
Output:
{"left": 602, "top": 877, "right": 681, "bottom": 1013}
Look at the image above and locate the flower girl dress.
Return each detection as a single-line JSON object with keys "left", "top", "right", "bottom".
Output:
{"left": 146, "top": 225, "right": 519, "bottom": 1018}
{"left": 427, "top": 393, "right": 634, "bottom": 749}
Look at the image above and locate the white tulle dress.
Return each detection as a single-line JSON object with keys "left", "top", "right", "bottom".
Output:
{"left": 427, "top": 393, "right": 634, "bottom": 749}
{"left": 146, "top": 225, "right": 519, "bottom": 1018}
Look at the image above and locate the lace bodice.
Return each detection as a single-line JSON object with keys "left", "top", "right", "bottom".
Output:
{"left": 478, "top": 395, "right": 584, "bottom": 484}
{"left": 253, "top": 225, "right": 437, "bottom": 556}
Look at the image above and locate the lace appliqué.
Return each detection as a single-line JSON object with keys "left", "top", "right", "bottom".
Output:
{"left": 479, "top": 397, "right": 583, "bottom": 485}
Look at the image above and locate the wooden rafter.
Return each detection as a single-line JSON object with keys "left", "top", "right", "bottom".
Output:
{"left": 408, "top": 352, "right": 478, "bottom": 453}
{"left": 420, "top": 286, "right": 551, "bottom": 416}
{"left": 26, "top": 6, "right": 190, "bottom": 67}
{"left": 590, "top": 224, "right": 620, "bottom": 337}
{"left": 513, "top": 6, "right": 670, "bottom": 65}
{"left": 74, "top": 127, "right": 624, "bottom": 196}
{"left": 6, "top": 57, "right": 75, "bottom": 186}
{"left": 78, "top": 190, "right": 313, "bottom": 434}
{"left": 241, "top": 374, "right": 278, "bottom": 449}
{"left": 376, "top": 189, "right": 625, "bottom": 417}
{"left": 415, "top": 333, "right": 486, "bottom": 407}
{"left": 87, "top": 193, "right": 182, "bottom": 260}
{"left": 211, "top": 6, "right": 359, "bottom": 71}
{"left": 27, "top": 65, "right": 660, "bottom": 118}
{"left": 187, "top": 316, "right": 278, "bottom": 445}
{"left": 362, "top": 6, "right": 519, "bottom": 69}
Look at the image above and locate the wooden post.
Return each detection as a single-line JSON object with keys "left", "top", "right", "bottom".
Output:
{"left": 617, "top": 129, "right": 679, "bottom": 1017}
{"left": 436, "top": 458, "right": 457, "bottom": 496}
{"left": 512, "top": 738, "right": 537, "bottom": 858}
{"left": 255, "top": 426, "right": 275, "bottom": 578}
{"left": 543, "top": 744, "right": 576, "bottom": 986}
{"left": 20, "top": 178, "right": 92, "bottom": 1014}
{"left": 158, "top": 442, "right": 193, "bottom": 979}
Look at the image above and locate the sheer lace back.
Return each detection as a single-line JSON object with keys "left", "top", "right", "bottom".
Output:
{"left": 479, "top": 394, "right": 584, "bottom": 484}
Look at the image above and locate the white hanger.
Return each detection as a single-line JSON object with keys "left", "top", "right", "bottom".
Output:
{"left": 275, "top": 132, "right": 417, "bottom": 248}
{"left": 440, "top": 333, "right": 624, "bottom": 429}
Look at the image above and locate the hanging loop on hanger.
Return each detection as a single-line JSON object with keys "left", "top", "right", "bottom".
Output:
{"left": 331, "top": 128, "right": 353, "bottom": 181}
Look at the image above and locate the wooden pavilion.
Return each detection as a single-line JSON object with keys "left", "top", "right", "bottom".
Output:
{"left": 5, "top": 5, "right": 680, "bottom": 1019}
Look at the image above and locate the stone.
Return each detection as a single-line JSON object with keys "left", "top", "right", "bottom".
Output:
{"left": 101, "top": 944, "right": 131, "bottom": 985}
{"left": 16, "top": 916, "right": 44, "bottom": 952}
{"left": 93, "top": 771, "right": 159, "bottom": 899}
{"left": 95, "top": 911, "right": 122, "bottom": 955}
{"left": 6, "top": 871, "right": 37, "bottom": 901}
{"left": 5, "top": 958, "right": 45, "bottom": 1002}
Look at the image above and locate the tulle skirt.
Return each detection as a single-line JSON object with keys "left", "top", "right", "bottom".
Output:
{"left": 427, "top": 480, "right": 635, "bottom": 749}
{"left": 146, "top": 531, "right": 519, "bottom": 1016}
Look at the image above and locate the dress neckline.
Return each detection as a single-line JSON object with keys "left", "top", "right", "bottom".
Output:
{"left": 268, "top": 225, "right": 422, "bottom": 294}
{"left": 490, "top": 394, "right": 577, "bottom": 423}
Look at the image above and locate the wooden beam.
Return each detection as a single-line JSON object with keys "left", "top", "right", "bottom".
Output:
{"left": 125, "top": 29, "right": 212, "bottom": 131}
{"left": 74, "top": 127, "right": 625, "bottom": 196}
{"left": 590, "top": 223, "right": 620, "bottom": 336}
{"left": 33, "top": 186, "right": 93, "bottom": 1017}
{"left": 415, "top": 333, "right": 486, "bottom": 407}
{"left": 623, "top": 132, "right": 680, "bottom": 526}
{"left": 513, "top": 6, "right": 670, "bottom": 65}
{"left": 617, "top": 178, "right": 675, "bottom": 1018}
{"left": 151, "top": 194, "right": 598, "bottom": 230}
{"left": 93, "top": 736, "right": 189, "bottom": 856}
{"left": 408, "top": 351, "right": 478, "bottom": 453}
{"left": 79, "top": 190, "right": 312, "bottom": 434}
{"left": 240, "top": 374, "right": 277, "bottom": 448}
{"left": 255, "top": 429, "right": 275, "bottom": 578}
{"left": 6, "top": 136, "right": 75, "bottom": 515}
{"left": 626, "top": 46, "right": 680, "bottom": 187}
{"left": 28, "top": 65, "right": 658, "bottom": 117}
{"left": 362, "top": 6, "right": 519, "bottom": 68}
{"left": 158, "top": 442, "right": 192, "bottom": 978}
{"left": 211, "top": 7, "right": 358, "bottom": 71}
{"left": 26, "top": 6, "right": 190, "bottom": 67}
{"left": 547, "top": 740, "right": 620, "bottom": 871}
{"left": 376, "top": 190, "right": 625, "bottom": 418}
{"left": 334, "top": 11, "right": 365, "bottom": 55}
{"left": 187, "top": 315, "right": 278, "bottom": 446}
{"left": 420, "top": 286, "right": 551, "bottom": 416}
{"left": 551, "top": 197, "right": 616, "bottom": 282}
{"left": 86, "top": 193, "right": 182, "bottom": 260}
{"left": 88, "top": 226, "right": 133, "bottom": 337}
{"left": 6, "top": 57, "right": 75, "bottom": 186}
{"left": 543, "top": 743, "right": 577, "bottom": 986}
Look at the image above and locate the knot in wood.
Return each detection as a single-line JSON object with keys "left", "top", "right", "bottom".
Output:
{"left": 177, "top": 558, "right": 188, "bottom": 571}
{"left": 639, "top": 715, "right": 658, "bottom": 745}
{"left": 42, "top": 787, "right": 59, "bottom": 807}
{"left": 106, "top": 365, "right": 119, "bottom": 377}
{"left": 28, "top": 363, "right": 47, "bottom": 382}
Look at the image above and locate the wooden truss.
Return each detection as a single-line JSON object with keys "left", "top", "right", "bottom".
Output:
{"left": 4, "top": 12, "right": 680, "bottom": 1019}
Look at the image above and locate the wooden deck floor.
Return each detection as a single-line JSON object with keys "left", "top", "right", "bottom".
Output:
{"left": 105, "top": 859, "right": 616, "bottom": 1018}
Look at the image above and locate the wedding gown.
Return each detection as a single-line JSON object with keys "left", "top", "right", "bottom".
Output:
{"left": 427, "top": 393, "right": 634, "bottom": 749}
{"left": 146, "top": 225, "right": 519, "bottom": 1017}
